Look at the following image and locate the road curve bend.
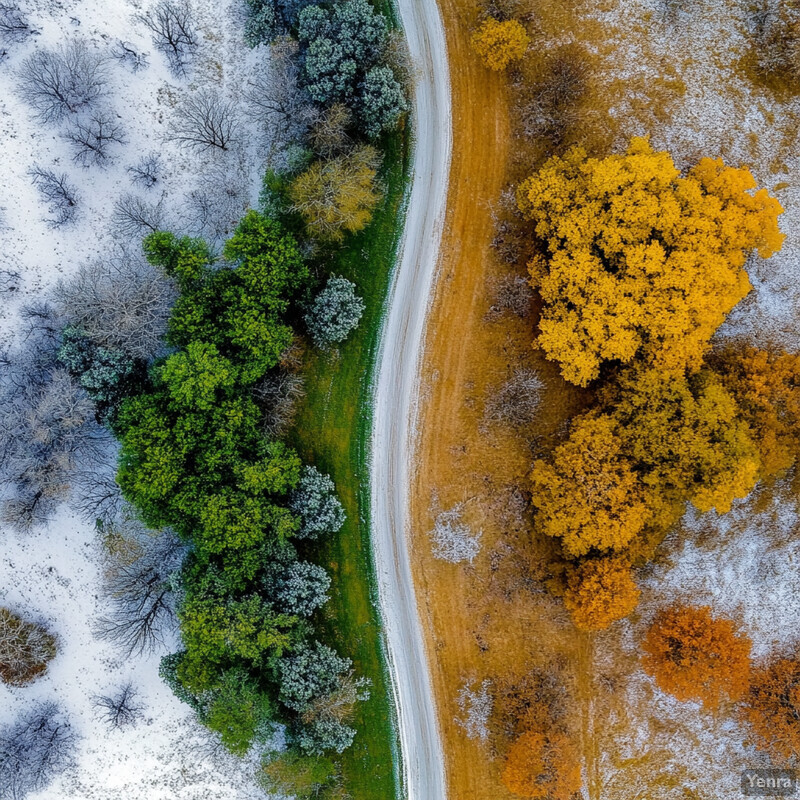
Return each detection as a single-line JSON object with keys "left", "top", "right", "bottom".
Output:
{"left": 370, "top": 0, "right": 452, "bottom": 798}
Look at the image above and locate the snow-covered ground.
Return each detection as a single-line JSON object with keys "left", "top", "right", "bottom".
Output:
{"left": 0, "top": 0, "right": 277, "bottom": 795}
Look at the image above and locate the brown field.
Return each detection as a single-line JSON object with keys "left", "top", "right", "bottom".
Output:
{"left": 411, "top": 0, "right": 800, "bottom": 797}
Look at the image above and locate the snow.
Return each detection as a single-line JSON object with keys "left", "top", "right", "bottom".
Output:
{"left": 0, "top": 0, "right": 278, "bottom": 795}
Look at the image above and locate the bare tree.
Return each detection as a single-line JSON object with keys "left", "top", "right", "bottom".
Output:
{"left": 0, "top": 367, "right": 106, "bottom": 531}
{"left": 454, "top": 679, "right": 493, "bottom": 742}
{"left": 244, "top": 38, "right": 317, "bottom": 157}
{"left": 64, "top": 111, "right": 127, "bottom": 168}
{"left": 0, "top": 608, "right": 57, "bottom": 687}
{"left": 28, "top": 166, "right": 79, "bottom": 227}
{"left": 514, "top": 46, "right": 589, "bottom": 146}
{"left": 17, "top": 39, "right": 108, "bottom": 123}
{"left": 429, "top": 504, "right": 482, "bottom": 565}
{"left": 96, "top": 524, "right": 184, "bottom": 656}
{"left": 127, "top": 152, "right": 162, "bottom": 188}
{"left": 253, "top": 367, "right": 305, "bottom": 438}
{"left": 183, "top": 162, "right": 249, "bottom": 242}
{"left": 110, "top": 39, "right": 149, "bottom": 72}
{"left": 0, "top": 703, "right": 76, "bottom": 800}
{"left": 71, "top": 466, "right": 125, "bottom": 528}
{"left": 0, "top": 3, "right": 34, "bottom": 44}
{"left": 308, "top": 103, "right": 353, "bottom": 158}
{"left": 485, "top": 273, "right": 533, "bottom": 321}
{"left": 94, "top": 683, "right": 143, "bottom": 729}
{"left": 169, "top": 89, "right": 239, "bottom": 152}
{"left": 137, "top": 0, "right": 197, "bottom": 77}
{"left": 54, "top": 250, "right": 176, "bottom": 360}
{"left": 111, "top": 192, "right": 165, "bottom": 237}
{"left": 483, "top": 368, "right": 543, "bottom": 429}
{"left": 301, "top": 671, "right": 371, "bottom": 726}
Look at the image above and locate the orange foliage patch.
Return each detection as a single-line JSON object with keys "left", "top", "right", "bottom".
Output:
{"left": 642, "top": 605, "right": 751, "bottom": 710}
{"left": 501, "top": 729, "right": 582, "bottom": 799}
{"left": 563, "top": 555, "right": 641, "bottom": 631}
{"left": 742, "top": 656, "right": 800, "bottom": 759}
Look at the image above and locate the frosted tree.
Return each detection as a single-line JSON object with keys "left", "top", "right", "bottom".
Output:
{"left": 305, "top": 276, "right": 365, "bottom": 348}
{"left": 290, "top": 465, "right": 346, "bottom": 539}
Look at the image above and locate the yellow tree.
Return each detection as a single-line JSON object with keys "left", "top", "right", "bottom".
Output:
{"left": 471, "top": 18, "right": 530, "bottom": 71}
{"left": 517, "top": 138, "right": 784, "bottom": 386}
{"left": 288, "top": 145, "right": 383, "bottom": 243}
{"left": 607, "top": 365, "right": 761, "bottom": 518}
{"left": 530, "top": 415, "right": 650, "bottom": 558}
{"left": 715, "top": 346, "right": 800, "bottom": 479}
{"left": 563, "top": 556, "right": 641, "bottom": 631}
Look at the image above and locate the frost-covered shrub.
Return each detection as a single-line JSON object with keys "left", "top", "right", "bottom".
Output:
{"left": 289, "top": 465, "right": 346, "bottom": 539}
{"left": 429, "top": 504, "right": 482, "bottom": 564}
{"left": 454, "top": 679, "right": 493, "bottom": 742}
{"left": 274, "top": 561, "right": 331, "bottom": 617}
{"left": 244, "top": 0, "right": 280, "bottom": 46}
{"left": 58, "top": 326, "right": 137, "bottom": 418}
{"left": 483, "top": 368, "right": 543, "bottom": 429}
{"left": 0, "top": 3, "right": 34, "bottom": 45}
{"left": 0, "top": 703, "right": 75, "bottom": 799}
{"left": 0, "top": 608, "right": 57, "bottom": 687}
{"left": 305, "top": 276, "right": 365, "bottom": 348}
{"left": 297, "top": 0, "right": 406, "bottom": 137}
{"left": 94, "top": 683, "right": 143, "bottom": 729}
{"left": 17, "top": 40, "right": 108, "bottom": 124}
{"left": 64, "top": 112, "right": 127, "bottom": 168}
{"left": 358, "top": 64, "right": 408, "bottom": 139}
{"left": 277, "top": 640, "right": 349, "bottom": 712}
{"left": 127, "top": 153, "right": 162, "bottom": 189}
{"left": 297, "top": 716, "right": 356, "bottom": 755}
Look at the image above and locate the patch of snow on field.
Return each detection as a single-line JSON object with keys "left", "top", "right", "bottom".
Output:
{"left": 0, "top": 0, "right": 277, "bottom": 795}
{"left": 643, "top": 483, "right": 800, "bottom": 661}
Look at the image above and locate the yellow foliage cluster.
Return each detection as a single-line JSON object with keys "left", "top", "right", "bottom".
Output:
{"left": 471, "top": 18, "right": 531, "bottom": 72}
{"left": 288, "top": 145, "right": 382, "bottom": 243}
{"left": 563, "top": 556, "right": 641, "bottom": 631}
{"left": 531, "top": 415, "right": 649, "bottom": 558}
{"left": 518, "top": 138, "right": 784, "bottom": 387}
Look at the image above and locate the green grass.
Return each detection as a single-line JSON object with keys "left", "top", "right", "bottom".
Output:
{"left": 288, "top": 108, "right": 412, "bottom": 798}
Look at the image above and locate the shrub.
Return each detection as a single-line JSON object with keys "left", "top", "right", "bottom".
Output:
{"left": 94, "top": 683, "right": 143, "bottom": 729}
{"left": 274, "top": 560, "right": 331, "bottom": 617}
{"left": 289, "top": 146, "right": 383, "bottom": 242}
{"left": 742, "top": 656, "right": 800, "bottom": 758}
{"left": 483, "top": 368, "right": 543, "bottom": 429}
{"left": 563, "top": 556, "right": 640, "bottom": 631}
{"left": 642, "top": 605, "right": 751, "bottom": 709}
{"left": 259, "top": 750, "right": 339, "bottom": 799}
{"left": 745, "top": 3, "right": 800, "bottom": 97}
{"left": 289, "top": 465, "right": 346, "bottom": 540}
{"left": 277, "top": 639, "right": 350, "bottom": 712}
{"left": 0, "top": 608, "right": 57, "bottom": 686}
{"left": 471, "top": 18, "right": 530, "bottom": 71}
{"left": 138, "top": 0, "right": 197, "bottom": 77}
{"left": 358, "top": 64, "right": 408, "bottom": 139}
{"left": 305, "top": 276, "right": 365, "bottom": 348}
{"left": 517, "top": 137, "right": 784, "bottom": 386}
{"left": 501, "top": 729, "right": 582, "bottom": 799}
{"left": 297, "top": 716, "right": 356, "bottom": 755}
{"left": 28, "top": 166, "right": 79, "bottom": 227}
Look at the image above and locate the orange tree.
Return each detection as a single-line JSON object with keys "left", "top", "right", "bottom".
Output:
{"left": 563, "top": 555, "right": 640, "bottom": 631}
{"left": 471, "top": 18, "right": 530, "bottom": 72}
{"left": 642, "top": 605, "right": 751, "bottom": 709}
{"left": 502, "top": 729, "right": 582, "bottom": 799}
{"left": 517, "top": 138, "right": 784, "bottom": 387}
{"left": 741, "top": 656, "right": 800, "bottom": 758}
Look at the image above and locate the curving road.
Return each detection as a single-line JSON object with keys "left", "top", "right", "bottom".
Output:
{"left": 370, "top": 0, "right": 452, "bottom": 798}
